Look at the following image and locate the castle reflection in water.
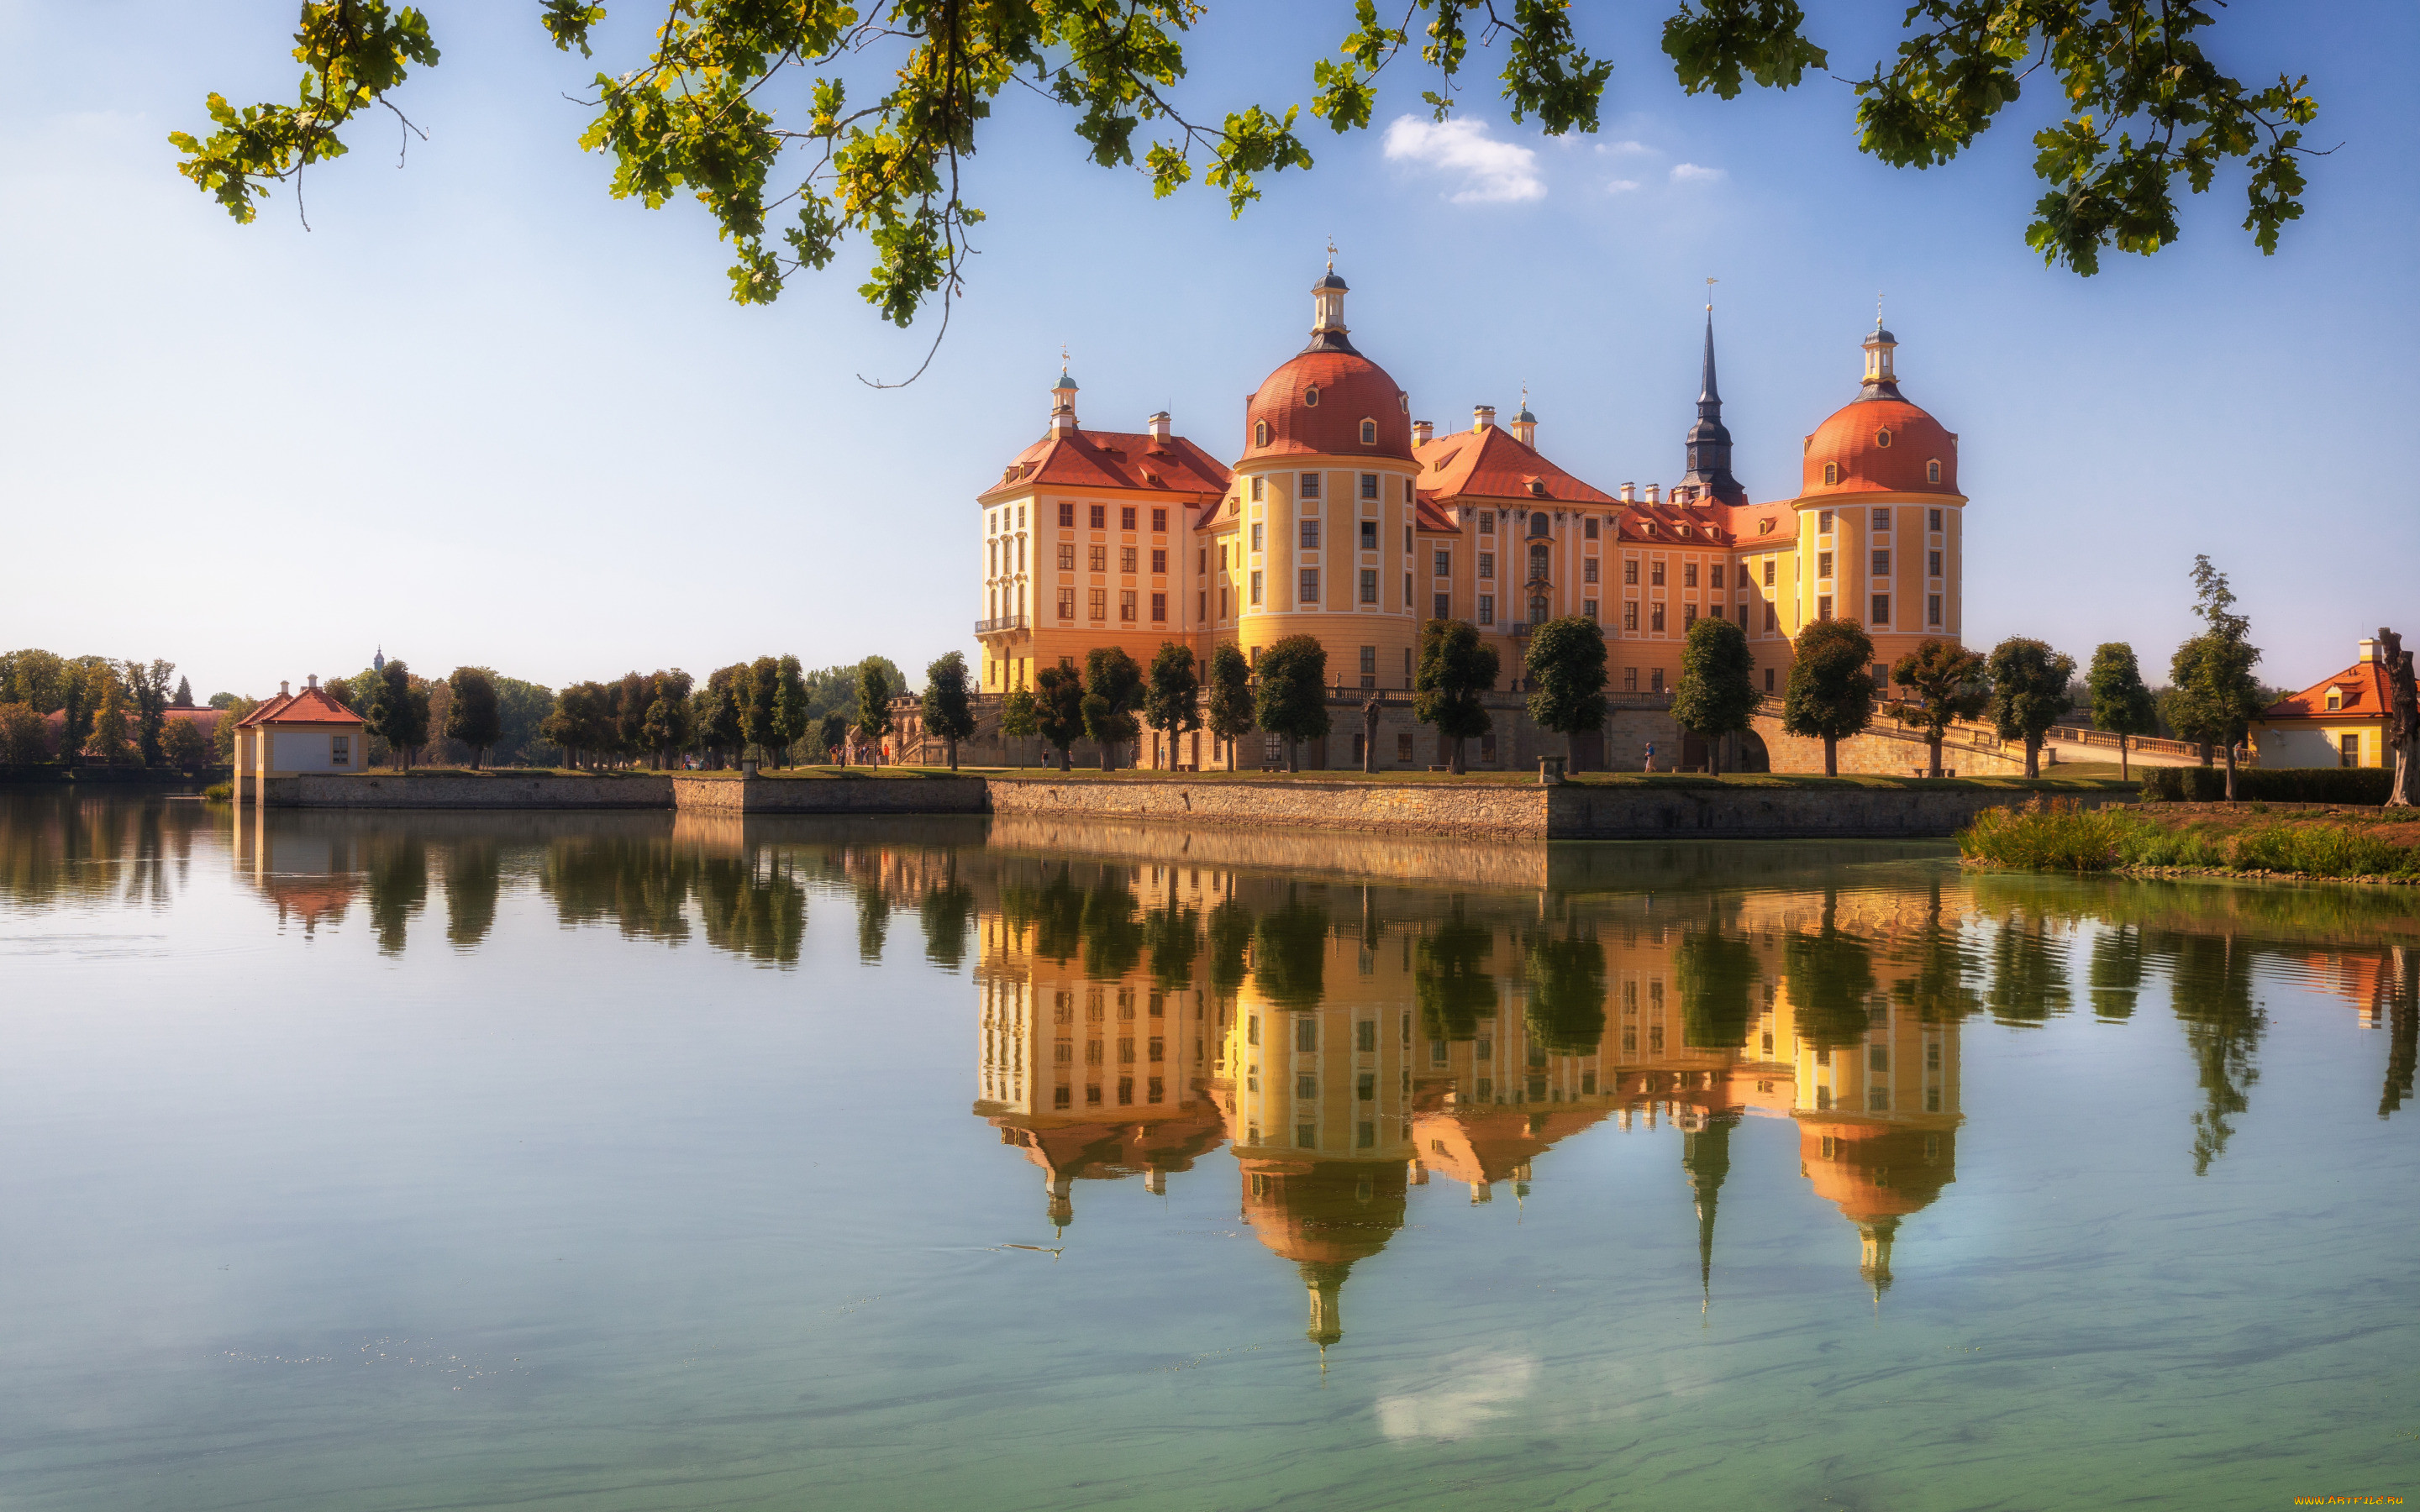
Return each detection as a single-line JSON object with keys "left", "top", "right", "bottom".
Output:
{"left": 11, "top": 793, "right": 2415, "bottom": 1360}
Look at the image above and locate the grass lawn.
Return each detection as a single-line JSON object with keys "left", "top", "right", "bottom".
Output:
{"left": 1961, "top": 796, "right": 2420, "bottom": 881}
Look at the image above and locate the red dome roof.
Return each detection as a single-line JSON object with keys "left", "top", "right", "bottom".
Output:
{"left": 1802, "top": 396, "right": 1958, "bottom": 497}
{"left": 1244, "top": 349, "right": 1413, "bottom": 462}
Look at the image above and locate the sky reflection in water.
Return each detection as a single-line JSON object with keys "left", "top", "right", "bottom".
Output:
{"left": 0, "top": 792, "right": 2414, "bottom": 1511}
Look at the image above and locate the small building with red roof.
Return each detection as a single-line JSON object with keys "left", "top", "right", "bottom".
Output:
{"left": 2251, "top": 638, "right": 2396, "bottom": 769}
{"left": 229, "top": 675, "right": 366, "bottom": 800}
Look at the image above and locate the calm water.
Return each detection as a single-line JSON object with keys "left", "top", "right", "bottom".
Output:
{"left": 2, "top": 792, "right": 2414, "bottom": 1510}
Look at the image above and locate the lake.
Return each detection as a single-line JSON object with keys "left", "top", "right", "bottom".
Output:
{"left": 1, "top": 790, "right": 2413, "bottom": 1509}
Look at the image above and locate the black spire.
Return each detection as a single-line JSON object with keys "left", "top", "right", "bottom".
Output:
{"left": 1679, "top": 309, "right": 1745, "bottom": 505}
{"left": 1681, "top": 1110, "right": 1739, "bottom": 1307}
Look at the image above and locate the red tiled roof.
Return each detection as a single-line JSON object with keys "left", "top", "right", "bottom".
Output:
{"left": 1414, "top": 425, "right": 1618, "bottom": 510}
{"left": 237, "top": 686, "right": 365, "bottom": 727}
{"left": 1244, "top": 349, "right": 1414, "bottom": 461}
{"left": 2262, "top": 659, "right": 2394, "bottom": 722}
{"left": 981, "top": 428, "right": 1230, "bottom": 504}
{"left": 1802, "top": 396, "right": 1959, "bottom": 497}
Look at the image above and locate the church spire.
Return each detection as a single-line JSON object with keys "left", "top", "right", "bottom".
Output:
{"left": 1679, "top": 297, "right": 1744, "bottom": 505}
{"left": 1681, "top": 1110, "right": 1739, "bottom": 1309}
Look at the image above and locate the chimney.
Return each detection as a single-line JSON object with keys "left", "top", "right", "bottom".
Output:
{"left": 2360, "top": 637, "right": 2381, "bottom": 664}
{"left": 1472, "top": 405, "right": 1496, "bottom": 433}
{"left": 307, "top": 674, "right": 318, "bottom": 690}
{"left": 1645, "top": 484, "right": 1662, "bottom": 505}
{"left": 1413, "top": 420, "right": 1434, "bottom": 445}
{"left": 279, "top": 680, "right": 291, "bottom": 696}
{"left": 1621, "top": 482, "right": 1637, "bottom": 502}
{"left": 1147, "top": 411, "right": 1171, "bottom": 444}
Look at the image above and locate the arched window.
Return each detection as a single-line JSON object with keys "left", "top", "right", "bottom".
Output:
{"left": 1823, "top": 461, "right": 1840, "bottom": 486}
{"left": 1304, "top": 386, "right": 1320, "bottom": 407}
{"left": 1528, "top": 595, "right": 1549, "bottom": 625}
{"left": 1926, "top": 459, "right": 1942, "bottom": 484}
{"left": 1360, "top": 418, "right": 1376, "bottom": 444}
{"left": 1254, "top": 419, "right": 1270, "bottom": 448}
{"left": 1876, "top": 428, "right": 1893, "bottom": 449}
{"left": 1528, "top": 512, "right": 1550, "bottom": 538}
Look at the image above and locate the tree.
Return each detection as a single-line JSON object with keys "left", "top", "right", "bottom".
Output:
{"left": 122, "top": 659, "right": 176, "bottom": 767}
{"left": 1892, "top": 638, "right": 1989, "bottom": 779}
{"left": 1986, "top": 638, "right": 2075, "bottom": 779}
{"left": 444, "top": 666, "right": 502, "bottom": 769}
{"left": 1670, "top": 615, "right": 1757, "bottom": 774}
{"left": 1525, "top": 616, "right": 1608, "bottom": 772}
{"left": 1034, "top": 664, "right": 1086, "bottom": 770}
{"left": 998, "top": 685, "right": 1039, "bottom": 767}
{"left": 922, "top": 651, "right": 976, "bottom": 770}
{"left": 773, "top": 654, "right": 812, "bottom": 764}
{"left": 2085, "top": 642, "right": 2160, "bottom": 782}
{"left": 161, "top": 714, "right": 210, "bottom": 769}
{"left": 0, "top": 648, "right": 69, "bottom": 712}
{"left": 0, "top": 703, "right": 52, "bottom": 764}
{"left": 83, "top": 668, "right": 134, "bottom": 766}
{"left": 2167, "top": 555, "right": 2264, "bottom": 800}
{"left": 738, "top": 655, "right": 781, "bottom": 764}
{"left": 1081, "top": 646, "right": 1144, "bottom": 771}
{"left": 171, "top": 676, "right": 194, "bottom": 708}
{"left": 187, "top": 3, "right": 2318, "bottom": 339}
{"left": 1254, "top": 636, "right": 1329, "bottom": 773}
{"left": 213, "top": 696, "right": 258, "bottom": 762}
{"left": 1781, "top": 619, "right": 1876, "bottom": 776}
{"left": 365, "top": 659, "right": 432, "bottom": 770}
{"left": 855, "top": 659, "right": 894, "bottom": 764}
{"left": 1415, "top": 618, "right": 1498, "bottom": 774}
{"left": 54, "top": 659, "right": 100, "bottom": 767}
{"left": 539, "top": 680, "right": 613, "bottom": 769}
{"left": 1204, "top": 643, "right": 1255, "bottom": 771}
{"left": 1144, "top": 642, "right": 1202, "bottom": 769}
{"left": 817, "top": 709, "right": 851, "bottom": 764}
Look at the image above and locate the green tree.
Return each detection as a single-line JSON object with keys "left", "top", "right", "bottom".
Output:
{"left": 119, "top": 659, "right": 175, "bottom": 766}
{"left": 1081, "top": 646, "right": 1144, "bottom": 770}
{"left": 2086, "top": 641, "right": 2160, "bottom": 781}
{"left": 1144, "top": 642, "right": 1202, "bottom": 768}
{"left": 55, "top": 657, "right": 100, "bottom": 767}
{"left": 160, "top": 714, "right": 210, "bottom": 769}
{"left": 1034, "top": 664, "right": 1086, "bottom": 769}
{"left": 1675, "top": 915, "right": 1760, "bottom": 1049}
{"left": 1785, "top": 899, "right": 1877, "bottom": 1049}
{"left": 171, "top": 675, "right": 194, "bottom": 708}
{"left": 1253, "top": 635, "right": 1329, "bottom": 773}
{"left": 1416, "top": 914, "right": 1496, "bottom": 1042}
{"left": 694, "top": 664, "right": 746, "bottom": 767}
{"left": 1252, "top": 893, "right": 1329, "bottom": 1011}
{"left": 922, "top": 650, "right": 976, "bottom": 770}
{"left": 997, "top": 685, "right": 1039, "bottom": 768}
{"left": 491, "top": 675, "right": 555, "bottom": 764}
{"left": 0, "top": 703, "right": 49, "bottom": 764}
{"left": 773, "top": 654, "right": 812, "bottom": 764}
{"left": 1524, "top": 932, "right": 1607, "bottom": 1054}
{"left": 1204, "top": 643, "right": 1255, "bottom": 771}
{"left": 366, "top": 659, "right": 432, "bottom": 769}
{"left": 0, "top": 648, "right": 69, "bottom": 711}
{"left": 540, "top": 680, "right": 614, "bottom": 769}
{"left": 83, "top": 668, "right": 135, "bottom": 766}
{"left": 1781, "top": 618, "right": 1876, "bottom": 776}
{"left": 1891, "top": 637, "right": 1989, "bottom": 779}
{"left": 855, "top": 658, "right": 894, "bottom": 764}
{"left": 738, "top": 655, "right": 781, "bottom": 764}
{"left": 213, "top": 696, "right": 259, "bottom": 762}
{"left": 2168, "top": 555, "right": 2264, "bottom": 799}
{"left": 1986, "top": 638, "right": 2075, "bottom": 779}
{"left": 1415, "top": 618, "right": 1498, "bottom": 774}
{"left": 1670, "top": 615, "right": 1756, "bottom": 774}
{"left": 1524, "top": 615, "right": 1609, "bottom": 772}
{"left": 443, "top": 666, "right": 502, "bottom": 769}
{"left": 189, "top": 3, "right": 2318, "bottom": 328}
{"left": 816, "top": 709, "right": 850, "bottom": 764}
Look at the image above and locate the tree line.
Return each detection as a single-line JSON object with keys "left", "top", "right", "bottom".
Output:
{"left": 0, "top": 651, "right": 207, "bottom": 769}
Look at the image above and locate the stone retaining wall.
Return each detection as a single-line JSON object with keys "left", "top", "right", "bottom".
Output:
{"left": 986, "top": 774, "right": 1555, "bottom": 837}
{"left": 281, "top": 774, "right": 674, "bottom": 808}
{"left": 669, "top": 774, "right": 988, "bottom": 815}
{"left": 1546, "top": 784, "right": 2112, "bottom": 838}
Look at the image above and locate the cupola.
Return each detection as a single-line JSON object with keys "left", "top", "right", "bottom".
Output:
{"left": 1511, "top": 393, "right": 1537, "bottom": 447}
{"left": 1050, "top": 367, "right": 1080, "bottom": 437}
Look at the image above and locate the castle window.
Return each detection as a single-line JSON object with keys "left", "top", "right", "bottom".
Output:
{"left": 1528, "top": 594, "right": 1549, "bottom": 625}
{"left": 1480, "top": 512, "right": 1495, "bottom": 535}
{"left": 1254, "top": 419, "right": 1270, "bottom": 447}
{"left": 1585, "top": 599, "right": 1598, "bottom": 622}
{"left": 1683, "top": 562, "right": 1698, "bottom": 588}
{"left": 1650, "top": 560, "right": 1665, "bottom": 587}
{"left": 1152, "top": 548, "right": 1167, "bottom": 574}
{"left": 1434, "top": 550, "right": 1450, "bottom": 578}
{"left": 1479, "top": 595, "right": 1495, "bottom": 625}
{"left": 1122, "top": 506, "right": 1138, "bottom": 530}
{"left": 1300, "top": 473, "right": 1321, "bottom": 499}
{"left": 1434, "top": 592, "right": 1451, "bottom": 618}
{"left": 1060, "top": 501, "right": 1076, "bottom": 527}
{"left": 1250, "top": 570, "right": 1263, "bottom": 606}
{"left": 1818, "top": 510, "right": 1833, "bottom": 533}
{"left": 1359, "top": 520, "right": 1377, "bottom": 549}
{"left": 1584, "top": 559, "right": 1599, "bottom": 584}
{"left": 2327, "top": 689, "right": 2342, "bottom": 711}
{"left": 1089, "top": 588, "right": 1107, "bottom": 621}
{"left": 1529, "top": 512, "right": 1550, "bottom": 537}
{"left": 1818, "top": 551, "right": 1833, "bottom": 580}
{"left": 1057, "top": 588, "right": 1075, "bottom": 619}
{"left": 1150, "top": 592, "right": 1166, "bottom": 622}
{"left": 1650, "top": 669, "right": 1665, "bottom": 694}
{"left": 1403, "top": 478, "right": 1414, "bottom": 503}
{"left": 1712, "top": 564, "right": 1723, "bottom": 588}
{"left": 1871, "top": 550, "right": 1890, "bottom": 576}
{"left": 1683, "top": 604, "right": 1697, "bottom": 629}
{"left": 1927, "top": 459, "right": 1942, "bottom": 484}
{"left": 1304, "top": 386, "right": 1320, "bottom": 407}
{"left": 1764, "top": 559, "right": 1776, "bottom": 587}
{"left": 1758, "top": 517, "right": 1775, "bottom": 535}
{"left": 1625, "top": 559, "right": 1639, "bottom": 585}
{"left": 1876, "top": 428, "right": 1892, "bottom": 448}
{"left": 1871, "top": 594, "right": 1890, "bottom": 624}
{"left": 1765, "top": 666, "right": 1776, "bottom": 691}
{"left": 1529, "top": 543, "right": 1549, "bottom": 580}
{"left": 1359, "top": 570, "right": 1378, "bottom": 604}
{"left": 1299, "top": 568, "right": 1319, "bottom": 605}
{"left": 1623, "top": 602, "right": 1638, "bottom": 632}
{"left": 1585, "top": 517, "right": 1599, "bottom": 540}
{"left": 1360, "top": 418, "right": 1376, "bottom": 444}
{"left": 1624, "top": 666, "right": 1638, "bottom": 691}
{"left": 1479, "top": 552, "right": 1494, "bottom": 580}
{"left": 1818, "top": 596, "right": 1833, "bottom": 621}
{"left": 1651, "top": 604, "right": 1665, "bottom": 632}
{"left": 1928, "top": 594, "right": 1942, "bottom": 626}
{"left": 1360, "top": 473, "right": 1379, "bottom": 500}
{"left": 1251, "top": 522, "right": 1263, "bottom": 552}
{"left": 1300, "top": 520, "right": 1319, "bottom": 550}
{"left": 1120, "top": 546, "right": 1137, "bottom": 573}
{"left": 1120, "top": 590, "right": 1138, "bottom": 622}
{"left": 1249, "top": 475, "right": 1265, "bottom": 502}
{"left": 1823, "top": 462, "right": 1839, "bottom": 486}
{"left": 1765, "top": 601, "right": 1778, "bottom": 631}
{"left": 1873, "top": 508, "right": 1890, "bottom": 530}
{"left": 1151, "top": 507, "right": 1167, "bottom": 532}
{"left": 1089, "top": 545, "right": 1107, "bottom": 572}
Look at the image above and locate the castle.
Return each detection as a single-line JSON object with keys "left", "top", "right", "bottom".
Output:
{"left": 975, "top": 264, "right": 1967, "bottom": 769}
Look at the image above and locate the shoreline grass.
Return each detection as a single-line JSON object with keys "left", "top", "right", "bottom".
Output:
{"left": 1960, "top": 795, "right": 2420, "bottom": 883}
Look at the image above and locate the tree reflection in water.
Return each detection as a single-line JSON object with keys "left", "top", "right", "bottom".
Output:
{"left": 1416, "top": 909, "right": 1496, "bottom": 1044}
{"left": 1785, "top": 894, "right": 1877, "bottom": 1048}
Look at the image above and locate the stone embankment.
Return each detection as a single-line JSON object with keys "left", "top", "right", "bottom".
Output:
{"left": 245, "top": 769, "right": 2127, "bottom": 841}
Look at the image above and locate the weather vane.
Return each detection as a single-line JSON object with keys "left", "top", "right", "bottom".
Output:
{"left": 1326, "top": 237, "right": 1337, "bottom": 269}
{"left": 1876, "top": 291, "right": 1886, "bottom": 330}
{"left": 1706, "top": 275, "right": 1717, "bottom": 312}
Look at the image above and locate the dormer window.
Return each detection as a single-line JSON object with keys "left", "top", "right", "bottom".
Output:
{"left": 1823, "top": 462, "right": 1840, "bottom": 486}
{"left": 1758, "top": 517, "right": 1775, "bottom": 536}
{"left": 1304, "top": 386, "right": 1320, "bottom": 407}
{"left": 1254, "top": 419, "right": 1270, "bottom": 448}
{"left": 1927, "top": 459, "right": 1942, "bottom": 484}
{"left": 1360, "top": 418, "right": 1377, "bottom": 444}
{"left": 1876, "top": 428, "right": 1892, "bottom": 449}
{"left": 1527, "top": 480, "right": 1547, "bottom": 497}
{"left": 2327, "top": 690, "right": 2344, "bottom": 711}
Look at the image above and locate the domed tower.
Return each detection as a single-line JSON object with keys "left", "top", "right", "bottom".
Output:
{"left": 1232, "top": 264, "right": 1421, "bottom": 690}
{"left": 1789, "top": 320, "right": 1966, "bottom": 679}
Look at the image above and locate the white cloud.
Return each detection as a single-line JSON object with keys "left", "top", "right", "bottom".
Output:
{"left": 1376, "top": 1352, "right": 1539, "bottom": 1441}
{"left": 1605, "top": 179, "right": 1641, "bottom": 194}
{"left": 1596, "top": 139, "right": 1656, "bottom": 157}
{"left": 1670, "top": 162, "right": 1728, "bottom": 184}
{"left": 1381, "top": 116, "right": 1546, "bottom": 204}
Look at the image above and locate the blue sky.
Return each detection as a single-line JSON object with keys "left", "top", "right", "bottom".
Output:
{"left": 0, "top": 1, "right": 2411, "bottom": 700}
